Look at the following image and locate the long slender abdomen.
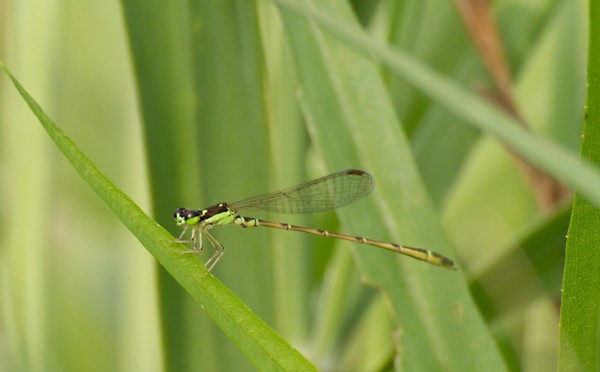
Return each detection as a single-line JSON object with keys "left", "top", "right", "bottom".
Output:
{"left": 234, "top": 216, "right": 456, "bottom": 270}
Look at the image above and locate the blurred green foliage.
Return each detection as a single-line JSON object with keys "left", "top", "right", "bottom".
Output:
{"left": 0, "top": 0, "right": 594, "bottom": 371}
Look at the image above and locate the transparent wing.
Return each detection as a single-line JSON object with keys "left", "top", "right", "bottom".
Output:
{"left": 230, "top": 169, "right": 375, "bottom": 215}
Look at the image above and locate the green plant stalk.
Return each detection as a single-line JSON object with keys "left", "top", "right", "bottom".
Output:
{"left": 0, "top": 62, "right": 316, "bottom": 371}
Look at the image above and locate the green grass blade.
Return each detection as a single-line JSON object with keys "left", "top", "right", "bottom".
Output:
{"left": 277, "top": 1, "right": 507, "bottom": 369}
{"left": 0, "top": 62, "right": 316, "bottom": 371}
{"left": 559, "top": 0, "right": 600, "bottom": 369}
{"left": 258, "top": 2, "right": 312, "bottom": 341}
{"left": 187, "top": 2, "right": 280, "bottom": 369}
{"left": 119, "top": 1, "right": 205, "bottom": 369}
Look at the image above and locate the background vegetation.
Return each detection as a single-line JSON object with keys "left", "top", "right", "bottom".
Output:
{"left": 0, "top": 0, "right": 595, "bottom": 370}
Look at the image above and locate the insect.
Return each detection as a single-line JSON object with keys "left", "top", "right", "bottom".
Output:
{"left": 174, "top": 169, "right": 456, "bottom": 271}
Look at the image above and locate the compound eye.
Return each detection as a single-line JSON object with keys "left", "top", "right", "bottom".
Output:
{"left": 174, "top": 208, "right": 188, "bottom": 220}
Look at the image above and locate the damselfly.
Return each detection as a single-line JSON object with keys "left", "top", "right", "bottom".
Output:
{"left": 174, "top": 169, "right": 456, "bottom": 271}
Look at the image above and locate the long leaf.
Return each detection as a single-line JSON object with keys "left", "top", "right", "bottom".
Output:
{"left": 0, "top": 62, "right": 316, "bottom": 371}
{"left": 559, "top": 0, "right": 600, "bottom": 369}
{"left": 277, "top": 1, "right": 507, "bottom": 369}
